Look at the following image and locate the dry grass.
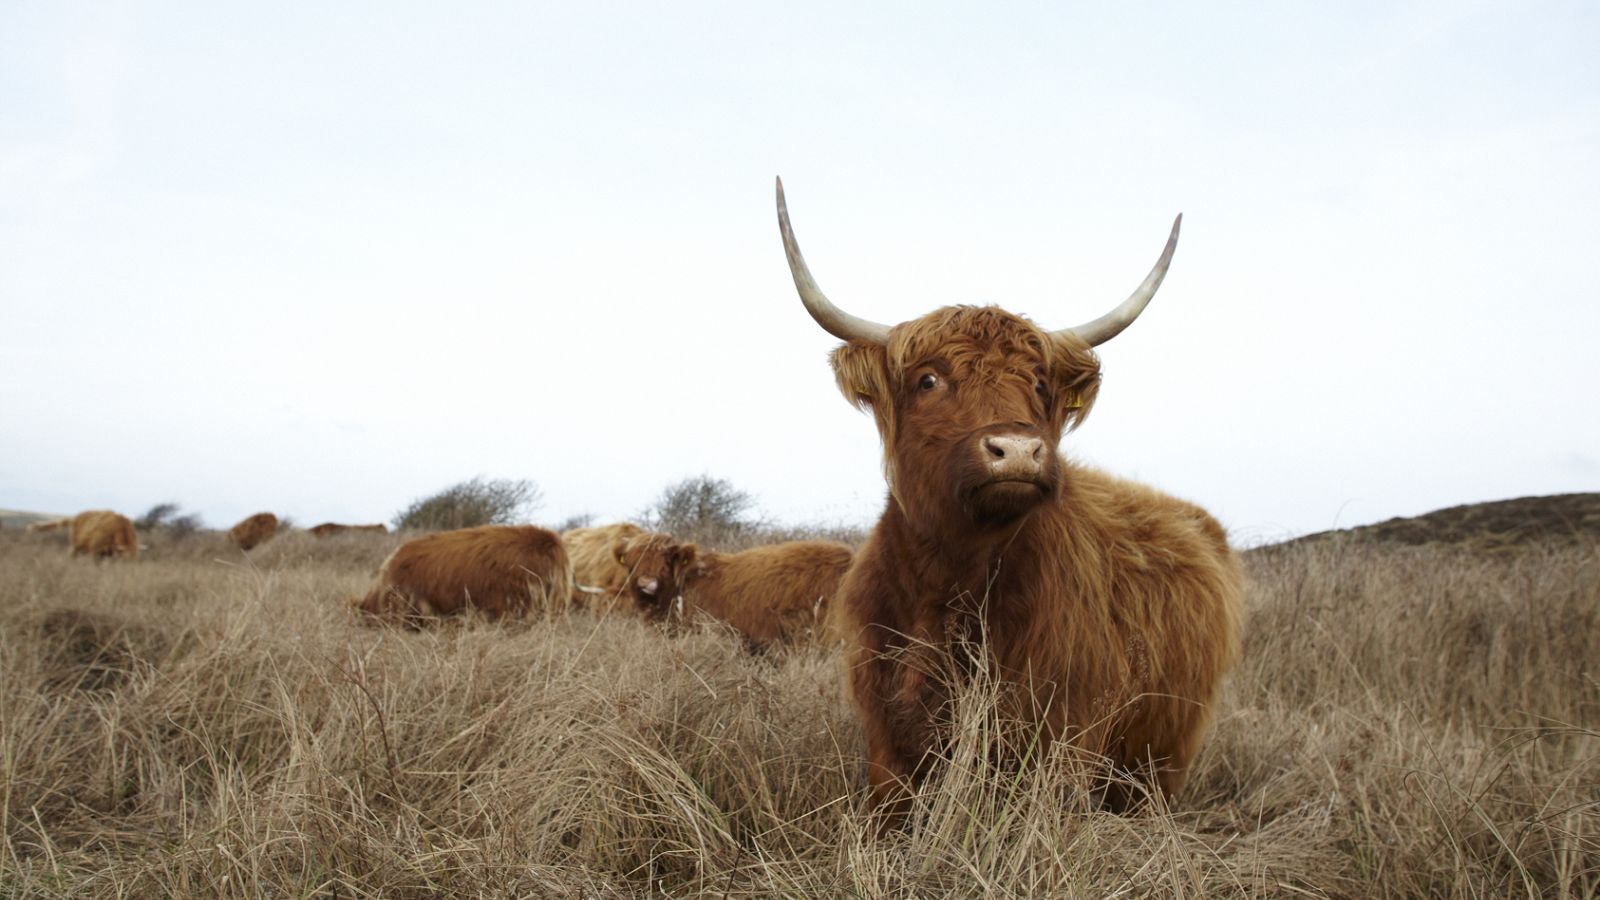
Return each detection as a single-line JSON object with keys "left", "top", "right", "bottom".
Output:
{"left": 1, "top": 528, "right": 1595, "bottom": 897}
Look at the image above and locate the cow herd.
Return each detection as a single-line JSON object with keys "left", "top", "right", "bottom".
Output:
{"left": 342, "top": 520, "right": 859, "bottom": 651}
{"left": 21, "top": 181, "right": 1245, "bottom": 823}
{"left": 25, "top": 509, "right": 387, "bottom": 557}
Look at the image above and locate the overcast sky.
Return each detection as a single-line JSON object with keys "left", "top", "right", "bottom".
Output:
{"left": 3, "top": 1, "right": 1596, "bottom": 544}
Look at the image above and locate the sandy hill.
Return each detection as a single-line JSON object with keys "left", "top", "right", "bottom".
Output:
{"left": 1276, "top": 492, "right": 1600, "bottom": 551}
{"left": 0, "top": 509, "right": 66, "bottom": 531}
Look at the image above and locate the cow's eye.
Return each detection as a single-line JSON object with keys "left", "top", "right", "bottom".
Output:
{"left": 918, "top": 373, "right": 939, "bottom": 391}
{"left": 1034, "top": 379, "right": 1047, "bottom": 396}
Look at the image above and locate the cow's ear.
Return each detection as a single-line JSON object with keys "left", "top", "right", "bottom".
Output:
{"left": 1047, "top": 333, "right": 1102, "bottom": 431}
{"left": 831, "top": 341, "right": 892, "bottom": 414}
{"left": 676, "top": 543, "right": 699, "bottom": 571}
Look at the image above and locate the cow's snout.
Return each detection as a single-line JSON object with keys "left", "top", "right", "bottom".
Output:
{"left": 637, "top": 576, "right": 660, "bottom": 596}
{"left": 982, "top": 433, "right": 1045, "bottom": 479}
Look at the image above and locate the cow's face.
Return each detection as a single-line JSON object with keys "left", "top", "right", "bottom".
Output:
{"left": 774, "top": 179, "right": 1177, "bottom": 534}
{"left": 833, "top": 306, "right": 1100, "bottom": 530}
{"left": 110, "top": 528, "right": 139, "bottom": 559}
{"left": 615, "top": 532, "right": 700, "bottom": 620}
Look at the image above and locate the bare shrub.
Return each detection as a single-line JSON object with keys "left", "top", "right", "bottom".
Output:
{"left": 392, "top": 477, "right": 542, "bottom": 532}
{"left": 641, "top": 475, "right": 759, "bottom": 543}
{"left": 134, "top": 501, "right": 205, "bottom": 539}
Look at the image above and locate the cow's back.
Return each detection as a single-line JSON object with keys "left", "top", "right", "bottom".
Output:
{"left": 229, "top": 512, "right": 278, "bottom": 550}
{"left": 696, "top": 540, "right": 855, "bottom": 645}
{"left": 69, "top": 510, "right": 138, "bottom": 560}
{"left": 360, "top": 525, "right": 573, "bottom": 623}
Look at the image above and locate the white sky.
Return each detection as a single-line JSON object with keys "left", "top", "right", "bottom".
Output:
{"left": 3, "top": 1, "right": 1596, "bottom": 544}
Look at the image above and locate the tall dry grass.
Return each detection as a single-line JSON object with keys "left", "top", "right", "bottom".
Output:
{"left": 1, "top": 529, "right": 1595, "bottom": 897}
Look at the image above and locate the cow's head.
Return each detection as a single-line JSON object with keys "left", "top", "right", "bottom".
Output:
{"left": 776, "top": 178, "right": 1179, "bottom": 533}
{"left": 615, "top": 532, "right": 700, "bottom": 621}
{"left": 112, "top": 527, "right": 140, "bottom": 559}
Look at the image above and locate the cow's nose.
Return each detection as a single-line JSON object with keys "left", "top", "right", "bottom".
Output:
{"left": 638, "top": 576, "right": 660, "bottom": 596}
{"left": 983, "top": 434, "right": 1043, "bottom": 463}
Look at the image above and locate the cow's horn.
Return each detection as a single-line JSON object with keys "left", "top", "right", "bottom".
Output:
{"left": 1056, "top": 214, "right": 1182, "bottom": 347}
{"left": 776, "top": 177, "right": 892, "bottom": 345}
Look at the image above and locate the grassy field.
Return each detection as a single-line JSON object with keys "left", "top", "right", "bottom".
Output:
{"left": 1, "top": 523, "right": 1596, "bottom": 897}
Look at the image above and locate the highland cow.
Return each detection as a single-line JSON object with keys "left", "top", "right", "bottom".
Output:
{"left": 228, "top": 512, "right": 279, "bottom": 551}
{"left": 355, "top": 525, "right": 573, "bottom": 626}
{"left": 561, "top": 521, "right": 645, "bottom": 613}
{"left": 27, "top": 518, "right": 71, "bottom": 533}
{"left": 617, "top": 532, "right": 855, "bottom": 648}
{"left": 69, "top": 510, "right": 139, "bottom": 560}
{"left": 775, "top": 178, "right": 1243, "bottom": 817}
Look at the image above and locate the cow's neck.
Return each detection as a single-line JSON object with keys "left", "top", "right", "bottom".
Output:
{"left": 880, "top": 500, "right": 1044, "bottom": 618}
{"left": 678, "top": 551, "right": 725, "bottom": 615}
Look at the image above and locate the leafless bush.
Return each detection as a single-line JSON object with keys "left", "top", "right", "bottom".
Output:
{"left": 392, "top": 477, "right": 541, "bottom": 532}
{"left": 641, "top": 475, "right": 760, "bottom": 543}
{"left": 133, "top": 501, "right": 205, "bottom": 540}
{"left": 551, "top": 512, "right": 595, "bottom": 532}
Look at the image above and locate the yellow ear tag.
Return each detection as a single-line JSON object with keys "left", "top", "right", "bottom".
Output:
{"left": 1064, "top": 391, "right": 1083, "bottom": 410}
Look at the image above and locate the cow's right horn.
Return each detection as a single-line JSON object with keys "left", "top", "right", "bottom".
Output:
{"left": 1054, "top": 214, "right": 1182, "bottom": 347}
{"left": 776, "top": 177, "right": 892, "bottom": 345}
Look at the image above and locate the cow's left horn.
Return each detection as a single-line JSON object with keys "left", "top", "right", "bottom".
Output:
{"left": 1055, "top": 214, "right": 1182, "bottom": 347}
{"left": 776, "top": 177, "right": 892, "bottom": 344}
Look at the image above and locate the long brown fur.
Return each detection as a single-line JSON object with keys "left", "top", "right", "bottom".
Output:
{"left": 827, "top": 305, "right": 1243, "bottom": 818}
{"left": 309, "top": 522, "right": 387, "bottom": 538}
{"left": 69, "top": 510, "right": 139, "bottom": 560}
{"left": 561, "top": 522, "right": 644, "bottom": 613}
{"left": 354, "top": 525, "right": 573, "bottom": 627}
{"left": 617, "top": 533, "right": 855, "bottom": 648}
{"left": 228, "top": 512, "right": 278, "bottom": 551}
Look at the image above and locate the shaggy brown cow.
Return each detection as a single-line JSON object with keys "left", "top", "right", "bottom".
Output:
{"left": 228, "top": 512, "right": 279, "bottom": 550}
{"left": 354, "top": 524, "right": 573, "bottom": 626}
{"left": 309, "top": 522, "right": 388, "bottom": 538}
{"left": 69, "top": 510, "right": 139, "bottom": 560}
{"left": 561, "top": 522, "right": 645, "bottom": 613}
{"left": 617, "top": 532, "right": 855, "bottom": 648}
{"left": 776, "top": 179, "right": 1243, "bottom": 817}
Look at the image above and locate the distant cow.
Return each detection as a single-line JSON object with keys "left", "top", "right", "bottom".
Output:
{"left": 354, "top": 525, "right": 573, "bottom": 626}
{"left": 228, "top": 512, "right": 279, "bottom": 550}
{"left": 774, "top": 179, "right": 1242, "bottom": 817}
{"left": 561, "top": 522, "right": 645, "bottom": 611}
{"left": 617, "top": 532, "right": 855, "bottom": 648}
{"left": 69, "top": 510, "right": 139, "bottom": 560}
{"left": 27, "top": 518, "right": 71, "bottom": 533}
{"left": 309, "top": 522, "right": 388, "bottom": 538}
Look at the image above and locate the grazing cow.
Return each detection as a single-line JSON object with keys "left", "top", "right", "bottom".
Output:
{"left": 309, "top": 522, "right": 388, "bottom": 538}
{"left": 69, "top": 510, "right": 139, "bottom": 560}
{"left": 228, "top": 512, "right": 279, "bottom": 550}
{"left": 354, "top": 524, "right": 573, "bottom": 626}
{"left": 561, "top": 522, "right": 645, "bottom": 612}
{"left": 617, "top": 532, "right": 855, "bottom": 648}
{"left": 775, "top": 179, "right": 1243, "bottom": 817}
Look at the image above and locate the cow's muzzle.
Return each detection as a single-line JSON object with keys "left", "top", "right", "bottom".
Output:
{"left": 981, "top": 433, "right": 1046, "bottom": 483}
